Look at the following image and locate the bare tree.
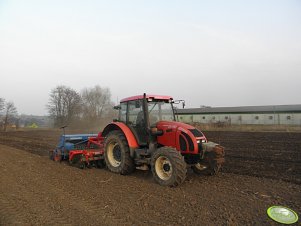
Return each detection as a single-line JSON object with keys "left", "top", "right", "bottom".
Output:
{"left": 0, "top": 98, "right": 4, "bottom": 112}
{"left": 0, "top": 98, "right": 4, "bottom": 130}
{"left": 3, "top": 101, "right": 17, "bottom": 131}
{"left": 81, "top": 86, "right": 114, "bottom": 127}
{"left": 47, "top": 86, "right": 82, "bottom": 127}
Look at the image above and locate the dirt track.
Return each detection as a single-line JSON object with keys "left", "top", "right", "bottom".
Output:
{"left": 0, "top": 130, "right": 301, "bottom": 225}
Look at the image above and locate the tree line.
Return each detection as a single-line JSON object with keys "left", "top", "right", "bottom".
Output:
{"left": 47, "top": 85, "right": 116, "bottom": 129}
{"left": 0, "top": 98, "right": 18, "bottom": 131}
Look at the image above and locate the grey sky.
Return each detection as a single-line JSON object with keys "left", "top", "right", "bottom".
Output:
{"left": 0, "top": 0, "right": 300, "bottom": 115}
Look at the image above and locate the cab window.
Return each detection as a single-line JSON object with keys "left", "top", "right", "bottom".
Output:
{"left": 127, "top": 100, "right": 144, "bottom": 126}
{"left": 119, "top": 102, "right": 127, "bottom": 122}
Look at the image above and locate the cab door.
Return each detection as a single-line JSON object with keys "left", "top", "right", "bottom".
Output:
{"left": 126, "top": 100, "right": 148, "bottom": 146}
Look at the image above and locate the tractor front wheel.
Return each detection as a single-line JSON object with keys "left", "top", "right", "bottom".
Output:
{"left": 104, "top": 131, "right": 135, "bottom": 175}
{"left": 151, "top": 147, "right": 187, "bottom": 187}
{"left": 192, "top": 152, "right": 222, "bottom": 176}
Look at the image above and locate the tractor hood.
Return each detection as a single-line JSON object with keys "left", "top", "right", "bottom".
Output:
{"left": 156, "top": 121, "right": 206, "bottom": 138}
{"left": 156, "top": 120, "right": 194, "bottom": 131}
{"left": 156, "top": 121, "right": 207, "bottom": 151}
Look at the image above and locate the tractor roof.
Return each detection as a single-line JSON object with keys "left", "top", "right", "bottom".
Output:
{"left": 120, "top": 94, "right": 173, "bottom": 103}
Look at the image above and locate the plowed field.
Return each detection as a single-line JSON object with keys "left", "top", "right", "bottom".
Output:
{"left": 0, "top": 130, "right": 300, "bottom": 225}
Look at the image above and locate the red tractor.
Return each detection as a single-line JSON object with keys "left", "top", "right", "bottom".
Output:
{"left": 101, "top": 94, "right": 225, "bottom": 187}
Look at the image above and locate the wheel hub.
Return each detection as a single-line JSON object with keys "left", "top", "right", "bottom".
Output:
{"left": 155, "top": 157, "right": 173, "bottom": 181}
{"left": 163, "top": 163, "right": 171, "bottom": 172}
{"left": 107, "top": 142, "right": 122, "bottom": 167}
{"left": 195, "top": 163, "right": 207, "bottom": 170}
{"left": 113, "top": 145, "right": 121, "bottom": 162}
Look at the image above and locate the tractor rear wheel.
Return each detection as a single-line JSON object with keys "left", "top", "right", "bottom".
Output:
{"left": 104, "top": 131, "right": 135, "bottom": 175}
{"left": 151, "top": 147, "right": 187, "bottom": 187}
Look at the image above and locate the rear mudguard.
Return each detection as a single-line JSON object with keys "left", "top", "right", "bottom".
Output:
{"left": 102, "top": 122, "right": 139, "bottom": 157}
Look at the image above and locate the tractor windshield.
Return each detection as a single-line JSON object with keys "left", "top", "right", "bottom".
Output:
{"left": 148, "top": 100, "right": 175, "bottom": 125}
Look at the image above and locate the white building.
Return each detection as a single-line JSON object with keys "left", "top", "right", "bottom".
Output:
{"left": 175, "top": 105, "right": 301, "bottom": 126}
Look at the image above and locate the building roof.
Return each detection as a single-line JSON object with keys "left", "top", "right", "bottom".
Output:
{"left": 120, "top": 94, "right": 173, "bottom": 103}
{"left": 176, "top": 104, "right": 301, "bottom": 115}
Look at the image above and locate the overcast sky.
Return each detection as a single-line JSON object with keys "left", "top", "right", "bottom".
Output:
{"left": 0, "top": 0, "right": 300, "bottom": 115}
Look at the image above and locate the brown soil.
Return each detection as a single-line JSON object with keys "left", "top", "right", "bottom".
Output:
{"left": 204, "top": 131, "right": 301, "bottom": 184}
{"left": 0, "top": 130, "right": 300, "bottom": 225}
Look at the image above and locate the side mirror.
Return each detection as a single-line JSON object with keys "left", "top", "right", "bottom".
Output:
{"left": 113, "top": 105, "right": 120, "bottom": 110}
{"left": 173, "top": 100, "right": 185, "bottom": 109}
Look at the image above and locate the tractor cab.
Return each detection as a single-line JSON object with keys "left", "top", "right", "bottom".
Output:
{"left": 117, "top": 94, "right": 175, "bottom": 146}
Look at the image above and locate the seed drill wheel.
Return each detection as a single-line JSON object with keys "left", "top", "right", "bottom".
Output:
{"left": 104, "top": 131, "right": 134, "bottom": 175}
{"left": 70, "top": 154, "right": 86, "bottom": 169}
{"left": 95, "top": 160, "right": 106, "bottom": 169}
{"left": 53, "top": 149, "right": 62, "bottom": 162}
{"left": 151, "top": 147, "right": 187, "bottom": 187}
